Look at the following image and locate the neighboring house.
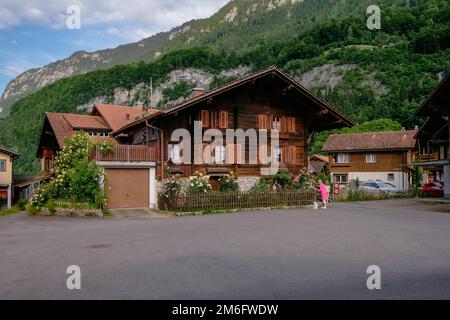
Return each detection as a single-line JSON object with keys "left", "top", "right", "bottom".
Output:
{"left": 321, "top": 130, "right": 417, "bottom": 190}
{"left": 0, "top": 147, "right": 19, "bottom": 208}
{"left": 112, "top": 67, "right": 354, "bottom": 191}
{"left": 308, "top": 155, "right": 329, "bottom": 175}
{"left": 415, "top": 72, "right": 450, "bottom": 198}
{"left": 37, "top": 104, "right": 158, "bottom": 173}
{"left": 36, "top": 104, "right": 161, "bottom": 209}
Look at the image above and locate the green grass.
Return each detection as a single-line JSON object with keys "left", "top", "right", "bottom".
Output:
{"left": 0, "top": 205, "right": 22, "bottom": 216}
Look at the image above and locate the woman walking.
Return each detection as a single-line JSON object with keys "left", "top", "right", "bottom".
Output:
{"left": 318, "top": 180, "right": 330, "bottom": 209}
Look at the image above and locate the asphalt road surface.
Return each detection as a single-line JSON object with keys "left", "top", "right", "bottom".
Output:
{"left": 1, "top": 199, "right": 449, "bottom": 299}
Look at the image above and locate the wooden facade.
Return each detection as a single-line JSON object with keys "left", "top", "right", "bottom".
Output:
{"left": 113, "top": 67, "right": 354, "bottom": 180}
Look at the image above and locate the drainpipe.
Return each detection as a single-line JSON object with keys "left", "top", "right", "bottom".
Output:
{"left": 145, "top": 120, "right": 164, "bottom": 181}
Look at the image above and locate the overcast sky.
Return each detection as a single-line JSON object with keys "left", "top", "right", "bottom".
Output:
{"left": 0, "top": 0, "right": 229, "bottom": 94}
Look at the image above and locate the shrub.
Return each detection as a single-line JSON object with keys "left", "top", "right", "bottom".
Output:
{"left": 187, "top": 172, "right": 212, "bottom": 194}
{"left": 26, "top": 204, "right": 39, "bottom": 215}
{"left": 249, "top": 177, "right": 270, "bottom": 193}
{"left": 162, "top": 177, "right": 181, "bottom": 199}
{"left": 273, "top": 171, "right": 293, "bottom": 190}
{"left": 47, "top": 201, "right": 57, "bottom": 214}
{"left": 218, "top": 173, "right": 240, "bottom": 192}
{"left": 17, "top": 198, "right": 28, "bottom": 211}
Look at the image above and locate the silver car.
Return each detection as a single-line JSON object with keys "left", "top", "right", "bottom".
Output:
{"left": 359, "top": 181, "right": 401, "bottom": 194}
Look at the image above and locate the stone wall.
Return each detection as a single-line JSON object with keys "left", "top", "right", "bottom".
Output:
{"left": 237, "top": 176, "right": 260, "bottom": 192}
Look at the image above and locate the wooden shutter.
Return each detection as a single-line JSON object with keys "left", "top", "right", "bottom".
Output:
{"left": 282, "top": 145, "right": 287, "bottom": 163}
{"left": 258, "top": 114, "right": 269, "bottom": 130}
{"left": 219, "top": 111, "right": 229, "bottom": 129}
{"left": 226, "top": 144, "right": 235, "bottom": 164}
{"left": 235, "top": 144, "right": 243, "bottom": 164}
{"left": 288, "top": 117, "right": 296, "bottom": 133}
{"left": 289, "top": 146, "right": 297, "bottom": 164}
{"left": 201, "top": 110, "right": 209, "bottom": 128}
{"left": 280, "top": 116, "right": 287, "bottom": 132}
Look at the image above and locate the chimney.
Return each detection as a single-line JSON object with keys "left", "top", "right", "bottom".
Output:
{"left": 191, "top": 87, "right": 204, "bottom": 98}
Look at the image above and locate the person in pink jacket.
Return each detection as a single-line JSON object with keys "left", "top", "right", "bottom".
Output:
{"left": 318, "top": 180, "right": 330, "bottom": 209}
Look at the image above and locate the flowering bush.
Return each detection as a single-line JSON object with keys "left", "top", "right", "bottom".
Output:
{"left": 187, "top": 172, "right": 212, "bottom": 194}
{"left": 162, "top": 177, "right": 181, "bottom": 199}
{"left": 31, "top": 132, "right": 104, "bottom": 207}
{"left": 249, "top": 177, "right": 270, "bottom": 193}
{"left": 293, "top": 169, "right": 315, "bottom": 191}
{"left": 218, "top": 172, "right": 240, "bottom": 192}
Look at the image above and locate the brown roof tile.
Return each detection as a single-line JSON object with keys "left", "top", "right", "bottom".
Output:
{"left": 63, "top": 114, "right": 109, "bottom": 130}
{"left": 45, "top": 113, "right": 75, "bottom": 149}
{"left": 93, "top": 104, "right": 159, "bottom": 132}
{"left": 321, "top": 130, "right": 417, "bottom": 153}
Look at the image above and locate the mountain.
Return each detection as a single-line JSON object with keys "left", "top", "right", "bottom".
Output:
{"left": 1, "top": 0, "right": 450, "bottom": 174}
{"left": 0, "top": 0, "right": 406, "bottom": 116}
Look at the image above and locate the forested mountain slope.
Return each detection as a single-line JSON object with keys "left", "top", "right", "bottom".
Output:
{"left": 1, "top": 0, "right": 450, "bottom": 174}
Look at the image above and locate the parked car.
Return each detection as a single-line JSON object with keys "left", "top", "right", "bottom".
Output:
{"left": 422, "top": 182, "right": 444, "bottom": 197}
{"left": 359, "top": 181, "right": 401, "bottom": 194}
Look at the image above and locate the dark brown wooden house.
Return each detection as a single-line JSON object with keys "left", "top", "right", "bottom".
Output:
{"left": 415, "top": 72, "right": 450, "bottom": 198}
{"left": 113, "top": 67, "right": 355, "bottom": 190}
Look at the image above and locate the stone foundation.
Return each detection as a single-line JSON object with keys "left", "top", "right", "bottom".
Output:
{"left": 237, "top": 176, "right": 260, "bottom": 192}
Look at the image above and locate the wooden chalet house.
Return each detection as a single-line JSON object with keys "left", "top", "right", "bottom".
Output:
{"left": 415, "top": 72, "right": 450, "bottom": 198}
{"left": 321, "top": 130, "right": 417, "bottom": 190}
{"left": 112, "top": 67, "right": 354, "bottom": 190}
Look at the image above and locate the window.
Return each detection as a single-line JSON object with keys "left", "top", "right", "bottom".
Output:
{"left": 215, "top": 145, "right": 226, "bottom": 164}
{"left": 366, "top": 153, "right": 377, "bottom": 163}
{"left": 336, "top": 153, "right": 349, "bottom": 164}
{"left": 387, "top": 173, "right": 395, "bottom": 181}
{"left": 420, "top": 141, "right": 432, "bottom": 155}
{"left": 0, "top": 160, "right": 6, "bottom": 172}
{"left": 334, "top": 174, "right": 348, "bottom": 184}
{"left": 99, "top": 132, "right": 108, "bottom": 138}
{"left": 88, "top": 132, "right": 97, "bottom": 137}
{"left": 273, "top": 146, "right": 282, "bottom": 163}
{"left": 168, "top": 144, "right": 181, "bottom": 164}
{"left": 272, "top": 117, "right": 281, "bottom": 131}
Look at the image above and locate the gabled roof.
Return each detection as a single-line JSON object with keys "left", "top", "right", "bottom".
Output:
{"left": 112, "top": 66, "right": 355, "bottom": 135}
{"left": 92, "top": 104, "right": 159, "bottom": 132}
{"left": 0, "top": 146, "right": 19, "bottom": 159}
{"left": 415, "top": 71, "right": 450, "bottom": 117}
{"left": 321, "top": 130, "right": 417, "bottom": 153}
{"left": 44, "top": 113, "right": 75, "bottom": 149}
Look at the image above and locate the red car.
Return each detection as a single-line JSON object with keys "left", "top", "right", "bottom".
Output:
{"left": 422, "top": 182, "right": 444, "bottom": 197}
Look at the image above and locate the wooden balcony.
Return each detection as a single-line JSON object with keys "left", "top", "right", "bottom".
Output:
{"left": 90, "top": 144, "right": 159, "bottom": 163}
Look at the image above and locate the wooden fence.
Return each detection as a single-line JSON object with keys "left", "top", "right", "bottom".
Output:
{"left": 159, "top": 190, "right": 317, "bottom": 212}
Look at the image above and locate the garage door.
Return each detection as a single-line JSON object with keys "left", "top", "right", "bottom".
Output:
{"left": 105, "top": 168, "right": 149, "bottom": 209}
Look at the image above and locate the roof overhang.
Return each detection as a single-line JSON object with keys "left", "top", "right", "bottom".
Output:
{"left": 112, "top": 67, "right": 355, "bottom": 136}
{"left": 415, "top": 72, "right": 450, "bottom": 117}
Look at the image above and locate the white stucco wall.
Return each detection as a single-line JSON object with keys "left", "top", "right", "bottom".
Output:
{"left": 345, "top": 172, "right": 410, "bottom": 190}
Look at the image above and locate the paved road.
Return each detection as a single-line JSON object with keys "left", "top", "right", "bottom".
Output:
{"left": 1, "top": 199, "right": 450, "bottom": 299}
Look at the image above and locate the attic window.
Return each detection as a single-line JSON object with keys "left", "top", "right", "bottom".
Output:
{"left": 126, "top": 113, "right": 130, "bottom": 120}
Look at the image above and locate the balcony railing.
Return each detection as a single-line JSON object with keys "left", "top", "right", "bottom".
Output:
{"left": 90, "top": 144, "right": 158, "bottom": 162}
